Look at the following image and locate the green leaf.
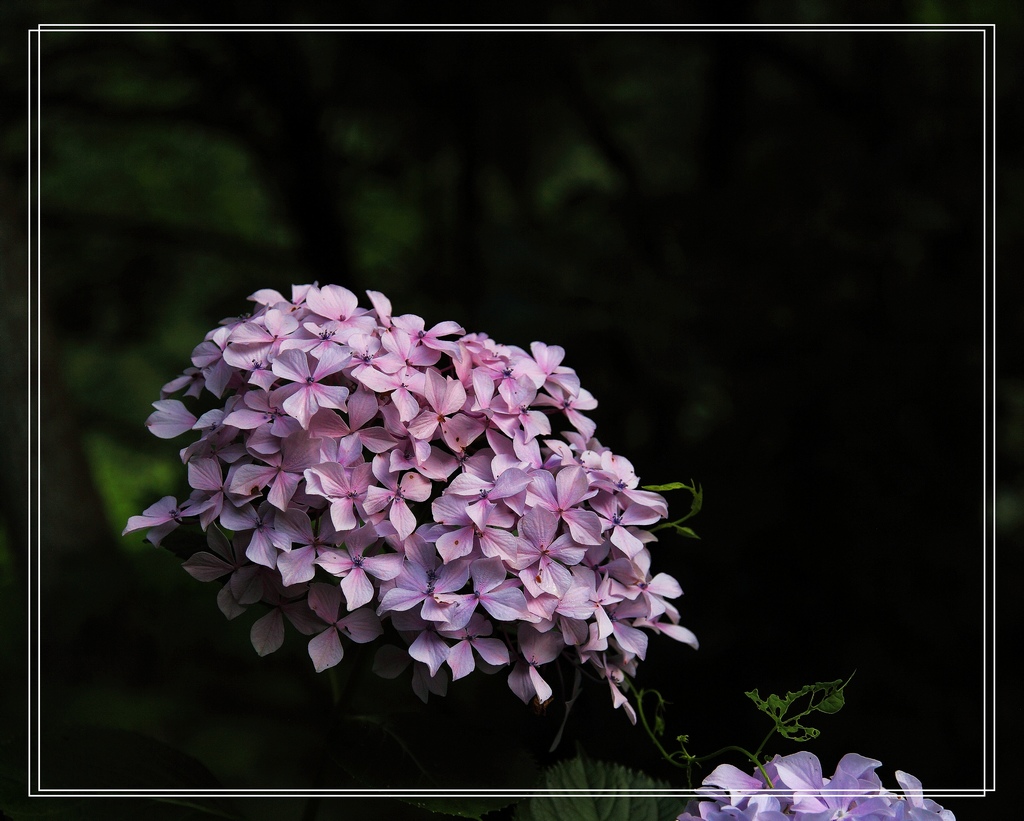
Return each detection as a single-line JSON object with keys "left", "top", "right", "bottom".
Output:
{"left": 640, "top": 482, "right": 693, "bottom": 492}
{"left": 744, "top": 676, "right": 853, "bottom": 745}
{"left": 818, "top": 690, "right": 846, "bottom": 714}
{"left": 515, "top": 752, "right": 682, "bottom": 821}
{"left": 641, "top": 481, "right": 703, "bottom": 514}
{"left": 645, "top": 481, "right": 703, "bottom": 536}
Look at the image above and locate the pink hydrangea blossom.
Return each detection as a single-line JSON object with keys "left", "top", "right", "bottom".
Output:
{"left": 125, "top": 284, "right": 697, "bottom": 719}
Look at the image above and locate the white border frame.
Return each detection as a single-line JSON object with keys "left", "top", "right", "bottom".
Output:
{"left": 26, "top": 21, "right": 997, "bottom": 803}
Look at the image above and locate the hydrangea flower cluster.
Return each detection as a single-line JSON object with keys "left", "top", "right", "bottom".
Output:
{"left": 124, "top": 283, "right": 697, "bottom": 716}
{"left": 678, "top": 751, "right": 955, "bottom": 821}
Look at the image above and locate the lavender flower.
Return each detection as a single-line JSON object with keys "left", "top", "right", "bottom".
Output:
{"left": 677, "top": 751, "right": 955, "bottom": 821}
{"left": 124, "top": 284, "right": 698, "bottom": 717}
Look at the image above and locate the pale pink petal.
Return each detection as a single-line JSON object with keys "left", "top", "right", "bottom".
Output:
{"left": 229, "top": 463, "right": 278, "bottom": 498}
{"left": 389, "top": 500, "right": 416, "bottom": 540}
{"left": 314, "top": 546, "right": 354, "bottom": 577}
{"left": 346, "top": 387, "right": 379, "bottom": 430}
{"left": 308, "top": 628, "right": 344, "bottom": 673}
{"left": 359, "top": 427, "right": 400, "bottom": 454}
{"left": 277, "top": 545, "right": 316, "bottom": 586}
{"left": 245, "top": 530, "right": 279, "bottom": 569}
{"left": 392, "top": 387, "right": 420, "bottom": 422}
{"left": 282, "top": 386, "right": 319, "bottom": 429}
{"left": 306, "top": 283, "right": 359, "bottom": 322}
{"left": 470, "top": 557, "right": 507, "bottom": 593}
{"left": 267, "top": 471, "right": 302, "bottom": 511}
{"left": 376, "top": 585, "right": 426, "bottom": 614}
{"left": 340, "top": 568, "right": 374, "bottom": 610}
{"left": 271, "top": 348, "right": 312, "bottom": 383}
{"left": 354, "top": 367, "right": 395, "bottom": 393}
{"left": 329, "top": 499, "right": 359, "bottom": 532}
{"left": 436, "top": 526, "right": 475, "bottom": 562}
{"left": 312, "top": 383, "right": 350, "bottom": 412}
{"left": 478, "top": 528, "right": 518, "bottom": 563}
{"left": 187, "top": 458, "right": 223, "bottom": 492}
{"left": 362, "top": 553, "right": 405, "bottom": 581}
{"left": 339, "top": 608, "right": 384, "bottom": 644}
{"left": 409, "top": 630, "right": 450, "bottom": 676}
{"left": 310, "top": 344, "right": 352, "bottom": 379}
{"left": 441, "top": 413, "right": 486, "bottom": 451}
{"left": 555, "top": 465, "right": 591, "bottom": 508}
{"left": 610, "top": 524, "right": 645, "bottom": 557}
{"left": 490, "top": 467, "right": 533, "bottom": 499}
{"left": 146, "top": 400, "right": 198, "bottom": 439}
{"left": 399, "top": 472, "right": 432, "bottom": 503}
{"left": 612, "top": 621, "right": 649, "bottom": 659}
{"left": 473, "top": 637, "right": 510, "bottom": 667}
{"left": 303, "top": 462, "right": 347, "bottom": 497}
{"left": 646, "top": 621, "right": 699, "bottom": 649}
{"left": 562, "top": 508, "right": 605, "bottom": 546}
{"left": 366, "top": 290, "right": 393, "bottom": 325}
{"left": 407, "top": 409, "right": 439, "bottom": 442}
{"left": 648, "top": 572, "right": 683, "bottom": 599}
{"left": 446, "top": 641, "right": 476, "bottom": 680}
{"left": 362, "top": 485, "right": 393, "bottom": 516}
{"left": 480, "top": 586, "right": 529, "bottom": 622}
{"left": 700, "top": 764, "right": 765, "bottom": 796}
{"left": 528, "top": 665, "right": 553, "bottom": 703}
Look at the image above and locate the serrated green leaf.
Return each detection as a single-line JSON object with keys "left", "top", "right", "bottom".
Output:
{"left": 744, "top": 677, "right": 852, "bottom": 749}
{"left": 515, "top": 753, "right": 682, "bottom": 821}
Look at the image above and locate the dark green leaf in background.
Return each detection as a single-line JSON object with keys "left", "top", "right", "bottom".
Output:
{"left": 514, "top": 753, "right": 682, "bottom": 821}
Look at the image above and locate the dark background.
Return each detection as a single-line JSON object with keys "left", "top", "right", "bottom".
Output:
{"left": 1, "top": 3, "right": 1020, "bottom": 820}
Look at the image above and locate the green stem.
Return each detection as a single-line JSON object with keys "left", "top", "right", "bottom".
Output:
{"left": 635, "top": 688, "right": 775, "bottom": 789}
{"left": 635, "top": 690, "right": 685, "bottom": 768}
{"left": 752, "top": 725, "right": 778, "bottom": 765}
{"left": 300, "top": 644, "right": 369, "bottom": 821}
